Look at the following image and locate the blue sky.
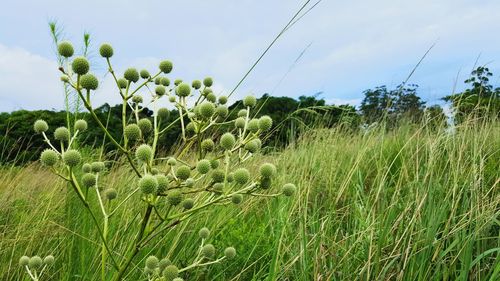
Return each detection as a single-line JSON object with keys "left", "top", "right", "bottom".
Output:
{"left": 1, "top": 0, "right": 499, "bottom": 112}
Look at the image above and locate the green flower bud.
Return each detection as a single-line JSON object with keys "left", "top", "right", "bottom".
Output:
{"left": 91, "top": 161, "right": 105, "bottom": 173}
{"left": 61, "top": 75, "right": 69, "bottom": 83}
{"left": 167, "top": 190, "right": 183, "bottom": 206}
{"left": 220, "top": 133, "right": 235, "bottom": 150}
{"left": 144, "top": 266, "right": 154, "bottom": 275}
{"left": 198, "top": 102, "right": 215, "bottom": 119}
{"left": 80, "top": 73, "right": 99, "bottom": 90}
{"left": 210, "top": 159, "right": 220, "bottom": 169}
{"left": 154, "top": 77, "right": 162, "bottom": 85}
{"left": 104, "top": 188, "right": 117, "bottom": 200}
{"left": 82, "top": 173, "right": 97, "bottom": 188}
{"left": 238, "top": 109, "right": 248, "bottom": 117}
{"left": 34, "top": 119, "right": 49, "bottom": 133}
{"left": 162, "top": 265, "right": 179, "bottom": 280}
{"left": 99, "top": 43, "right": 114, "bottom": 58}
{"left": 174, "top": 79, "right": 182, "bottom": 86}
{"left": 282, "top": 183, "right": 297, "bottom": 196}
{"left": 213, "top": 182, "right": 224, "bottom": 194}
{"left": 216, "top": 105, "right": 228, "bottom": 117}
{"left": 132, "top": 95, "right": 143, "bottom": 103}
{"left": 138, "top": 118, "right": 153, "bottom": 134}
{"left": 140, "top": 174, "right": 158, "bottom": 194}
{"left": 201, "top": 139, "right": 214, "bottom": 151}
{"left": 234, "top": 117, "right": 245, "bottom": 129}
{"left": 196, "top": 159, "right": 211, "bottom": 174}
{"left": 82, "top": 163, "right": 91, "bottom": 173}
{"left": 176, "top": 83, "right": 191, "bottom": 97}
{"left": 167, "top": 157, "right": 177, "bottom": 166}
{"left": 259, "top": 163, "right": 276, "bottom": 178}
{"left": 231, "top": 193, "right": 243, "bottom": 204}
{"left": 243, "top": 95, "right": 257, "bottom": 107}
{"left": 218, "top": 95, "right": 228, "bottom": 105}
{"left": 211, "top": 169, "right": 225, "bottom": 183}
{"left": 244, "top": 139, "right": 259, "bottom": 153}
{"left": 156, "top": 174, "right": 169, "bottom": 193}
{"left": 54, "top": 126, "right": 70, "bottom": 141}
{"left": 258, "top": 115, "right": 273, "bottom": 131}
{"left": 19, "top": 256, "right": 30, "bottom": 267}
{"left": 168, "top": 95, "right": 176, "bottom": 103}
{"left": 199, "top": 227, "right": 210, "bottom": 239}
{"left": 151, "top": 168, "right": 159, "bottom": 175}
{"left": 159, "top": 60, "right": 173, "bottom": 74}
{"left": 155, "top": 85, "right": 166, "bottom": 96}
{"left": 161, "top": 77, "right": 170, "bottom": 86}
{"left": 233, "top": 168, "right": 250, "bottom": 185}
{"left": 124, "top": 68, "right": 139, "bottom": 83}
{"left": 146, "top": 255, "right": 159, "bottom": 269}
{"left": 206, "top": 92, "right": 216, "bottom": 103}
{"left": 58, "top": 41, "right": 74, "bottom": 57}
{"left": 135, "top": 144, "right": 153, "bottom": 162}
{"left": 74, "top": 119, "right": 88, "bottom": 131}
{"left": 29, "top": 256, "right": 43, "bottom": 269}
{"left": 117, "top": 78, "right": 128, "bottom": 89}
{"left": 224, "top": 247, "right": 236, "bottom": 259}
{"left": 157, "top": 108, "right": 170, "bottom": 119}
{"left": 182, "top": 198, "right": 194, "bottom": 209}
{"left": 185, "top": 178, "right": 195, "bottom": 187}
{"left": 201, "top": 244, "right": 215, "bottom": 259}
{"left": 40, "top": 149, "right": 58, "bottom": 166}
{"left": 192, "top": 80, "right": 201, "bottom": 89}
{"left": 72, "top": 57, "right": 90, "bottom": 75}
{"left": 227, "top": 172, "right": 234, "bottom": 183}
{"left": 176, "top": 165, "right": 191, "bottom": 180}
{"left": 260, "top": 177, "right": 272, "bottom": 189}
{"left": 202, "top": 87, "right": 212, "bottom": 96}
{"left": 140, "top": 69, "right": 151, "bottom": 79}
{"left": 247, "top": 119, "right": 259, "bottom": 133}
{"left": 159, "top": 258, "right": 171, "bottom": 271}
{"left": 125, "top": 124, "right": 141, "bottom": 140}
{"left": 203, "top": 77, "right": 213, "bottom": 87}
{"left": 253, "top": 138, "right": 262, "bottom": 149}
{"left": 62, "top": 149, "right": 81, "bottom": 167}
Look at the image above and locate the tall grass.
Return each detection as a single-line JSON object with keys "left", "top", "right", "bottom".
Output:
{"left": 1, "top": 119, "right": 498, "bottom": 280}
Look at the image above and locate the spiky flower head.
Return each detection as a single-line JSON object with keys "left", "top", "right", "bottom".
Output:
{"left": 154, "top": 77, "right": 161, "bottom": 85}
{"left": 125, "top": 124, "right": 141, "bottom": 140}
{"left": 80, "top": 73, "right": 98, "bottom": 90}
{"left": 57, "top": 41, "right": 74, "bottom": 57}
{"left": 162, "top": 265, "right": 179, "bottom": 280}
{"left": 203, "top": 77, "right": 213, "bottom": 87}
{"left": 167, "top": 157, "right": 177, "bottom": 166}
{"left": 243, "top": 95, "right": 257, "bottom": 107}
{"left": 140, "top": 69, "right": 151, "bottom": 79}
{"left": 54, "top": 126, "right": 70, "bottom": 141}
{"left": 62, "top": 149, "right": 81, "bottom": 167}
{"left": 82, "top": 163, "right": 92, "bottom": 173}
{"left": 43, "top": 255, "right": 55, "bottom": 266}
{"left": 220, "top": 132, "right": 235, "bottom": 150}
{"left": 161, "top": 77, "right": 170, "bottom": 86}
{"left": 210, "top": 159, "right": 220, "bottom": 169}
{"left": 169, "top": 95, "right": 176, "bottom": 103}
{"left": 199, "top": 227, "right": 210, "bottom": 239}
{"left": 132, "top": 95, "right": 143, "bottom": 104}
{"left": 238, "top": 109, "right": 248, "bottom": 117}
{"left": 157, "top": 108, "right": 170, "bottom": 119}
{"left": 198, "top": 102, "right": 215, "bottom": 119}
{"left": 140, "top": 174, "right": 158, "bottom": 194}
{"left": 233, "top": 168, "right": 250, "bottom": 185}
{"left": 146, "top": 255, "right": 159, "bottom": 269}
{"left": 176, "top": 83, "right": 191, "bottom": 97}
{"left": 34, "top": 119, "right": 49, "bottom": 133}
{"left": 211, "top": 169, "right": 225, "bottom": 183}
{"left": 219, "top": 95, "right": 228, "bottom": 105}
{"left": 247, "top": 119, "right": 259, "bottom": 133}
{"left": 72, "top": 57, "right": 90, "bottom": 75}
{"left": 156, "top": 174, "right": 169, "bottom": 193}
{"left": 224, "top": 247, "right": 236, "bottom": 259}
{"left": 234, "top": 117, "right": 245, "bottom": 129}
{"left": 151, "top": 168, "right": 159, "bottom": 175}
{"left": 201, "top": 139, "right": 214, "bottom": 151}
{"left": 159, "top": 60, "right": 173, "bottom": 74}
{"left": 206, "top": 93, "right": 217, "bottom": 103}
{"left": 124, "top": 68, "right": 139, "bottom": 83}
{"left": 136, "top": 144, "right": 153, "bottom": 163}
{"left": 29, "top": 256, "right": 43, "bottom": 269}
{"left": 117, "top": 78, "right": 128, "bottom": 89}
{"left": 167, "top": 190, "right": 183, "bottom": 205}
{"left": 260, "top": 177, "right": 272, "bottom": 189}
{"left": 231, "top": 193, "right": 243, "bottom": 204}
{"left": 74, "top": 119, "right": 88, "bottom": 131}
{"left": 202, "top": 87, "right": 212, "bottom": 96}
{"left": 19, "top": 256, "right": 30, "bottom": 267}
{"left": 227, "top": 172, "right": 234, "bottom": 183}
{"left": 155, "top": 85, "right": 166, "bottom": 96}
{"left": 216, "top": 105, "right": 228, "bottom": 117}
{"left": 91, "top": 161, "right": 105, "bottom": 173}
{"left": 159, "top": 258, "right": 171, "bottom": 271}
{"left": 192, "top": 80, "right": 201, "bottom": 89}
{"left": 144, "top": 266, "right": 154, "bottom": 275}
{"left": 259, "top": 115, "right": 273, "bottom": 131}
{"left": 196, "top": 159, "right": 211, "bottom": 174}
{"left": 175, "top": 165, "right": 191, "bottom": 180}
{"left": 212, "top": 183, "right": 224, "bottom": 194}
{"left": 259, "top": 163, "right": 276, "bottom": 178}
{"left": 104, "top": 188, "right": 117, "bottom": 200}
{"left": 182, "top": 198, "right": 194, "bottom": 209}
{"left": 138, "top": 118, "right": 153, "bottom": 134}
{"left": 244, "top": 140, "right": 259, "bottom": 153}
{"left": 282, "top": 183, "right": 297, "bottom": 196}
{"left": 82, "top": 173, "right": 97, "bottom": 188}
{"left": 201, "top": 244, "right": 215, "bottom": 259}
{"left": 99, "top": 43, "right": 114, "bottom": 58}
{"left": 40, "top": 149, "right": 58, "bottom": 166}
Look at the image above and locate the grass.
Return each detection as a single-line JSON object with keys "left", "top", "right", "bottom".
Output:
{"left": 0, "top": 119, "right": 499, "bottom": 280}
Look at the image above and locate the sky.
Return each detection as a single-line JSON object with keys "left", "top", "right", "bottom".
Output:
{"left": 1, "top": 0, "right": 499, "bottom": 113}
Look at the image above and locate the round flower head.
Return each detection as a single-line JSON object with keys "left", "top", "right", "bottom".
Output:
{"left": 212, "top": 182, "right": 224, "bottom": 194}
{"left": 237, "top": 109, "right": 248, "bottom": 117}
{"left": 162, "top": 265, "right": 179, "bottom": 280}
{"left": 202, "top": 87, "right": 212, "bottom": 96}
{"left": 210, "top": 159, "right": 220, "bottom": 169}
{"left": 260, "top": 177, "right": 272, "bottom": 189}
{"left": 159, "top": 258, "right": 171, "bottom": 271}
{"left": 199, "top": 227, "right": 210, "bottom": 239}
{"left": 234, "top": 117, "right": 245, "bottom": 129}
{"left": 167, "top": 157, "right": 177, "bottom": 166}
{"left": 124, "top": 68, "right": 139, "bottom": 83}
{"left": 192, "top": 80, "right": 201, "bottom": 89}
{"left": 74, "top": 119, "right": 88, "bottom": 131}
{"left": 243, "top": 95, "right": 257, "bottom": 107}
{"left": 72, "top": 57, "right": 90, "bottom": 75}
{"left": 135, "top": 144, "right": 153, "bottom": 162}
{"left": 231, "top": 193, "right": 243, "bottom": 204}
{"left": 34, "top": 119, "right": 49, "bottom": 133}
{"left": 244, "top": 140, "right": 259, "bottom": 153}
{"left": 155, "top": 85, "right": 166, "bottom": 96}
{"left": 198, "top": 102, "right": 215, "bottom": 119}
{"left": 91, "top": 161, "right": 105, "bottom": 173}
{"left": 132, "top": 95, "right": 143, "bottom": 104}
{"left": 175, "top": 165, "right": 191, "bottom": 180}
{"left": 144, "top": 266, "right": 154, "bottom": 275}
{"left": 61, "top": 75, "right": 69, "bottom": 83}
{"left": 167, "top": 190, "right": 183, "bottom": 206}
{"left": 80, "top": 73, "right": 99, "bottom": 90}
{"left": 182, "top": 198, "right": 194, "bottom": 209}
{"left": 196, "top": 159, "right": 211, "bottom": 174}
{"left": 233, "top": 168, "right": 250, "bottom": 185}
{"left": 125, "top": 124, "right": 141, "bottom": 141}
{"left": 203, "top": 77, "right": 213, "bottom": 87}
{"left": 224, "top": 247, "right": 236, "bottom": 259}
{"left": 117, "top": 78, "right": 128, "bottom": 89}
{"left": 282, "top": 183, "right": 297, "bottom": 196}
{"left": 40, "top": 149, "right": 59, "bottom": 166}
{"left": 218, "top": 95, "right": 228, "bottom": 105}
{"left": 169, "top": 95, "right": 176, "bottom": 103}
{"left": 138, "top": 118, "right": 153, "bottom": 134}
{"left": 140, "top": 174, "right": 158, "bottom": 194}
{"left": 201, "top": 139, "right": 214, "bottom": 151}
{"left": 29, "top": 256, "right": 43, "bottom": 269}
{"left": 104, "top": 188, "right": 117, "bottom": 200}
{"left": 216, "top": 105, "right": 228, "bottom": 117}
{"left": 154, "top": 77, "right": 162, "bottom": 85}
{"left": 258, "top": 115, "right": 273, "bottom": 131}
{"left": 157, "top": 108, "right": 170, "bottom": 119}
{"left": 174, "top": 79, "right": 182, "bottom": 86}
{"left": 99, "top": 43, "right": 114, "bottom": 58}
{"left": 140, "top": 69, "right": 151, "bottom": 79}
{"left": 156, "top": 174, "right": 169, "bottom": 193}
{"left": 151, "top": 168, "right": 159, "bottom": 175}
{"left": 43, "top": 255, "right": 55, "bottom": 266}
{"left": 220, "top": 132, "right": 235, "bottom": 150}
{"left": 211, "top": 169, "right": 225, "bottom": 183}
{"left": 259, "top": 163, "right": 276, "bottom": 178}
{"left": 58, "top": 41, "right": 74, "bottom": 57}
{"left": 62, "top": 149, "right": 81, "bottom": 167}
{"left": 185, "top": 178, "right": 195, "bottom": 187}
{"left": 159, "top": 60, "right": 173, "bottom": 74}
{"left": 253, "top": 138, "right": 262, "bottom": 149}
{"left": 19, "top": 256, "right": 30, "bottom": 267}
{"left": 161, "top": 77, "right": 170, "bottom": 87}
{"left": 82, "top": 163, "right": 92, "bottom": 173}
{"left": 247, "top": 119, "right": 259, "bottom": 133}
{"left": 227, "top": 172, "right": 234, "bottom": 183}
{"left": 206, "top": 93, "right": 217, "bottom": 103}
{"left": 82, "top": 173, "right": 97, "bottom": 188}
{"left": 176, "top": 83, "right": 191, "bottom": 97}
{"left": 201, "top": 244, "right": 215, "bottom": 259}
{"left": 54, "top": 126, "right": 70, "bottom": 141}
{"left": 146, "top": 255, "right": 159, "bottom": 269}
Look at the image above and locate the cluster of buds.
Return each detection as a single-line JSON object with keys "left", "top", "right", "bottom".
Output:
{"left": 19, "top": 255, "right": 54, "bottom": 281}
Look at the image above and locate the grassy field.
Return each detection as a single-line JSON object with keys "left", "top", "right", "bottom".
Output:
{"left": 1, "top": 120, "right": 499, "bottom": 280}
